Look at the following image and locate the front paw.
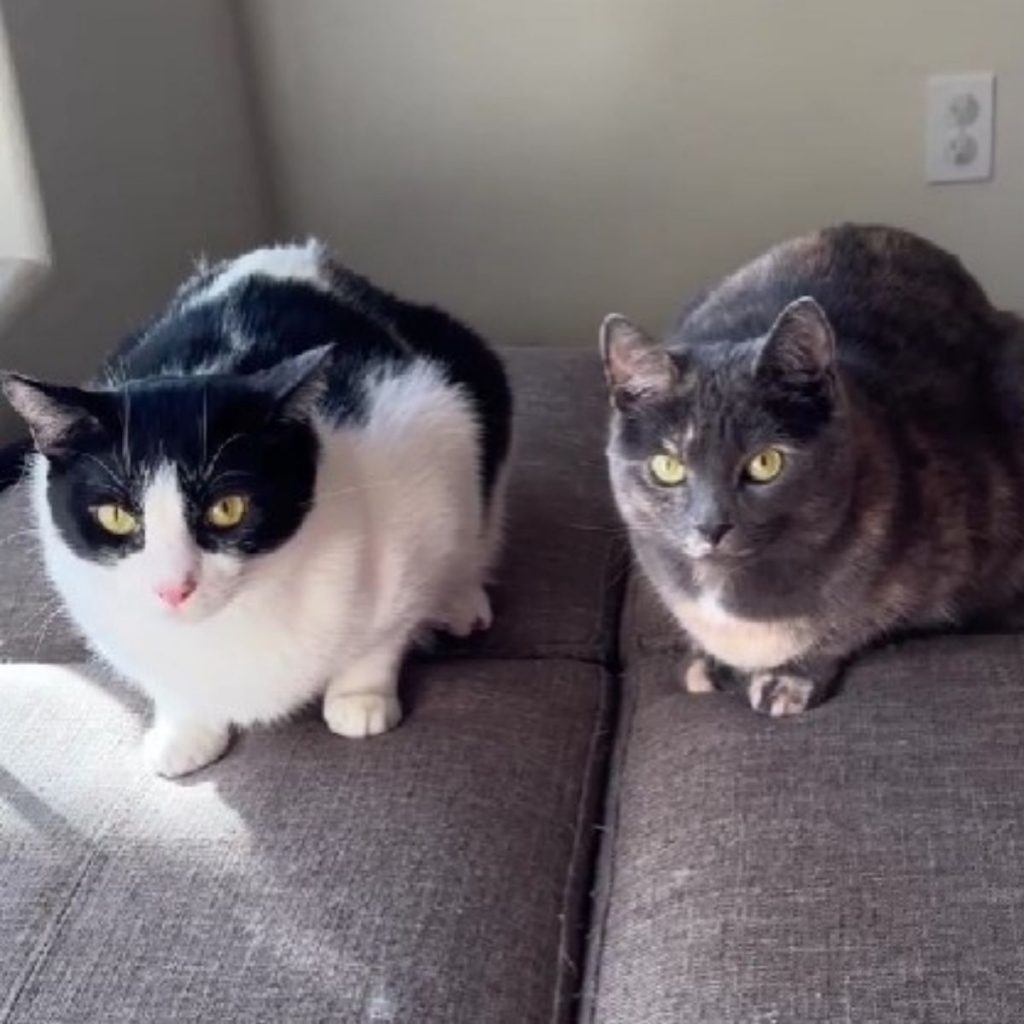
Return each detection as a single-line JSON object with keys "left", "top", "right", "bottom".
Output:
{"left": 682, "top": 656, "right": 716, "bottom": 694}
{"left": 747, "top": 673, "right": 816, "bottom": 717}
{"left": 323, "top": 693, "right": 402, "bottom": 739}
{"left": 143, "top": 719, "right": 231, "bottom": 778}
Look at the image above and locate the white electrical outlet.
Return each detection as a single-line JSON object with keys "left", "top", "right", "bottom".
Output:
{"left": 926, "top": 72, "right": 995, "bottom": 183}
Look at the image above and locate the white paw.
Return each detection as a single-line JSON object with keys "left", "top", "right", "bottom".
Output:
{"left": 143, "top": 720, "right": 231, "bottom": 778}
{"left": 323, "top": 693, "right": 402, "bottom": 739}
{"left": 436, "top": 586, "right": 493, "bottom": 638}
{"left": 682, "top": 657, "right": 716, "bottom": 694}
{"left": 747, "top": 673, "right": 815, "bottom": 717}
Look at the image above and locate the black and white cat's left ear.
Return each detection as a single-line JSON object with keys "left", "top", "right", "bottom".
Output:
{"left": 249, "top": 344, "right": 335, "bottom": 420}
{"left": 600, "top": 314, "right": 676, "bottom": 408}
{"left": 1, "top": 373, "right": 105, "bottom": 456}
{"left": 756, "top": 297, "right": 836, "bottom": 384}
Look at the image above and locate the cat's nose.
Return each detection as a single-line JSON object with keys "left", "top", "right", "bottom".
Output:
{"left": 155, "top": 577, "right": 197, "bottom": 608}
{"left": 696, "top": 522, "right": 733, "bottom": 547}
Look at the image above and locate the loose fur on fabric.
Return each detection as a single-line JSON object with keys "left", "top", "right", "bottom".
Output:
{"left": 2, "top": 241, "right": 512, "bottom": 776}
{"left": 601, "top": 223, "right": 1024, "bottom": 716}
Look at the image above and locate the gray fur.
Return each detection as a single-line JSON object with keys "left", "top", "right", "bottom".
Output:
{"left": 602, "top": 223, "right": 1024, "bottom": 714}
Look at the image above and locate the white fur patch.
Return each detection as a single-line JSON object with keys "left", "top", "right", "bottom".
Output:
{"left": 748, "top": 672, "right": 815, "bottom": 717}
{"left": 181, "top": 240, "right": 329, "bottom": 312}
{"left": 673, "top": 592, "right": 810, "bottom": 671}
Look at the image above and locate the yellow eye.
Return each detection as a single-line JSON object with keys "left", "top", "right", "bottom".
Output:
{"left": 649, "top": 452, "right": 687, "bottom": 486}
{"left": 93, "top": 504, "right": 138, "bottom": 536}
{"left": 207, "top": 494, "right": 249, "bottom": 529}
{"left": 745, "top": 446, "right": 785, "bottom": 483}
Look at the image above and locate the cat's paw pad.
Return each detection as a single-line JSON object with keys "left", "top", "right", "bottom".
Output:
{"left": 682, "top": 657, "right": 716, "bottom": 694}
{"left": 324, "top": 694, "right": 402, "bottom": 739}
{"left": 143, "top": 720, "right": 230, "bottom": 778}
{"left": 436, "top": 586, "right": 493, "bottom": 638}
{"left": 747, "top": 673, "right": 815, "bottom": 717}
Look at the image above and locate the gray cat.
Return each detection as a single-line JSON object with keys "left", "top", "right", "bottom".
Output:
{"left": 601, "top": 223, "right": 1024, "bottom": 715}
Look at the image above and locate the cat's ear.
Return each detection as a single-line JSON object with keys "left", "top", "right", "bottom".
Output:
{"left": 756, "top": 297, "right": 836, "bottom": 384}
{"left": 600, "top": 315, "right": 675, "bottom": 408}
{"left": 249, "top": 345, "right": 334, "bottom": 419}
{"left": 1, "top": 373, "right": 106, "bottom": 456}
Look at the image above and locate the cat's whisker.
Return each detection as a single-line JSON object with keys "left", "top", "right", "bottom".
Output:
{"left": 201, "top": 386, "right": 209, "bottom": 468}
{"left": 121, "top": 388, "right": 133, "bottom": 474}
{"left": 206, "top": 469, "right": 259, "bottom": 490}
{"left": 203, "top": 432, "right": 246, "bottom": 479}
{"left": 78, "top": 453, "right": 127, "bottom": 494}
{"left": 31, "top": 601, "right": 69, "bottom": 659}
{"left": 21, "top": 594, "right": 63, "bottom": 635}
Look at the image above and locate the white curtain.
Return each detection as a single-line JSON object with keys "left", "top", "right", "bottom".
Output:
{"left": 0, "top": 2, "right": 48, "bottom": 328}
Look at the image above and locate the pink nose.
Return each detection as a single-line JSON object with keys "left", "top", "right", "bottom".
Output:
{"left": 155, "top": 577, "right": 197, "bottom": 608}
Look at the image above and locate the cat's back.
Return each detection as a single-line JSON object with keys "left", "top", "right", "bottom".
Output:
{"left": 102, "top": 240, "right": 511, "bottom": 496}
{"left": 102, "top": 241, "right": 406, "bottom": 388}
{"left": 675, "top": 224, "right": 1009, "bottom": 397}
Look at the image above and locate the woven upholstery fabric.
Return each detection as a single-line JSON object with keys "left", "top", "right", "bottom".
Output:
{"left": 0, "top": 657, "right": 610, "bottom": 1023}
{"left": 0, "top": 483, "right": 87, "bottom": 665}
{"left": 476, "top": 347, "right": 627, "bottom": 662}
{"left": 585, "top": 635, "right": 1024, "bottom": 1024}
{"left": 0, "top": 346, "right": 626, "bottom": 666}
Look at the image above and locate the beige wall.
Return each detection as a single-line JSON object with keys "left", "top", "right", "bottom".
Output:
{"left": 241, "top": 0, "right": 1024, "bottom": 349}
{"left": 0, "top": 0, "right": 273, "bottom": 441}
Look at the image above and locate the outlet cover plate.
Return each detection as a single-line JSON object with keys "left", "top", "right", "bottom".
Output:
{"left": 926, "top": 71, "right": 995, "bottom": 183}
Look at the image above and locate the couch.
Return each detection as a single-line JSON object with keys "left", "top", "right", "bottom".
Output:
{"left": 2, "top": 347, "right": 1024, "bottom": 1023}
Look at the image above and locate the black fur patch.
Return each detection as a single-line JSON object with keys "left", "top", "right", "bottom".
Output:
{"left": 7, "top": 246, "right": 511, "bottom": 565}
{"left": 37, "top": 373, "right": 320, "bottom": 564}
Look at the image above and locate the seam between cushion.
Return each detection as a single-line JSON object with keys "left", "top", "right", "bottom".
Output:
{"left": 549, "top": 662, "right": 613, "bottom": 1024}
{"left": 576, "top": 649, "right": 640, "bottom": 1024}
{"left": 0, "top": 848, "right": 106, "bottom": 1023}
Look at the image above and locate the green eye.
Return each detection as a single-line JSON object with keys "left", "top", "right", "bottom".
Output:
{"left": 93, "top": 504, "right": 139, "bottom": 536}
{"left": 207, "top": 494, "right": 249, "bottom": 528}
{"left": 649, "top": 452, "right": 687, "bottom": 486}
{"left": 745, "top": 446, "right": 785, "bottom": 483}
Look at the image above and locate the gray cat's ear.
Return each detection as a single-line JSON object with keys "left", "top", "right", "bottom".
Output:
{"left": 600, "top": 315, "right": 675, "bottom": 407}
{"left": 249, "top": 344, "right": 335, "bottom": 419}
{"left": 756, "top": 297, "right": 836, "bottom": 382}
{"left": 1, "top": 373, "right": 105, "bottom": 455}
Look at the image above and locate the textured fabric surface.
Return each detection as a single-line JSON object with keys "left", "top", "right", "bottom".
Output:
{"left": 587, "top": 635, "right": 1024, "bottom": 1024}
{"left": 0, "top": 484, "right": 88, "bottom": 665}
{"left": 0, "top": 346, "right": 626, "bottom": 667}
{"left": 616, "top": 572, "right": 681, "bottom": 665}
{"left": 0, "top": 657, "right": 610, "bottom": 1023}
{"left": 474, "top": 347, "right": 627, "bottom": 662}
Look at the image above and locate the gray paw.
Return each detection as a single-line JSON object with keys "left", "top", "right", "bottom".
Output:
{"left": 747, "top": 673, "right": 815, "bottom": 717}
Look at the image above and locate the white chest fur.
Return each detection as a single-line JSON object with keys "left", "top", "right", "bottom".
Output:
{"left": 672, "top": 590, "right": 811, "bottom": 671}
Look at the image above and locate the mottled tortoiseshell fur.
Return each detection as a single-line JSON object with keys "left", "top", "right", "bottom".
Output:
{"left": 603, "top": 224, "right": 1024, "bottom": 715}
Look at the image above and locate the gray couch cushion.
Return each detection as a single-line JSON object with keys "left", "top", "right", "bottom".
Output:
{"left": 1, "top": 656, "right": 610, "bottom": 1023}
{"left": 617, "top": 571, "right": 685, "bottom": 664}
{"left": 475, "top": 346, "right": 626, "bottom": 663}
{"left": 0, "top": 483, "right": 87, "bottom": 664}
{"left": 0, "top": 346, "right": 626, "bottom": 667}
{"left": 585, "top": 635, "right": 1024, "bottom": 1024}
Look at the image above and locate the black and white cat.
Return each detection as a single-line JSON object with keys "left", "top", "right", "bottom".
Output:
{"left": 3, "top": 241, "right": 512, "bottom": 776}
